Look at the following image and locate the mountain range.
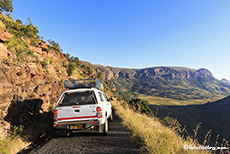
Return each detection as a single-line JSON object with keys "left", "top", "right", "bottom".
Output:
{"left": 88, "top": 65, "right": 230, "bottom": 100}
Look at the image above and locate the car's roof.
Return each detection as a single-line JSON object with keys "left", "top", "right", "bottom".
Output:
{"left": 64, "top": 88, "right": 103, "bottom": 93}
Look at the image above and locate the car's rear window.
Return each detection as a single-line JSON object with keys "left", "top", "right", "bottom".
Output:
{"left": 58, "top": 91, "right": 97, "bottom": 107}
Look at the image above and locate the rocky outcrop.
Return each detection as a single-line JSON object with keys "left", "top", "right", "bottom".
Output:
{"left": 0, "top": 28, "right": 10, "bottom": 60}
{"left": 0, "top": 37, "right": 69, "bottom": 138}
{"left": 0, "top": 27, "right": 10, "bottom": 42}
{"left": 0, "top": 43, "right": 8, "bottom": 59}
{"left": 0, "top": 59, "right": 66, "bottom": 137}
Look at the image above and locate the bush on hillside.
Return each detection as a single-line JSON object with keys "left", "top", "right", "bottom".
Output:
{"left": 48, "top": 39, "right": 63, "bottom": 53}
{"left": 0, "top": 16, "right": 39, "bottom": 40}
{"left": 128, "top": 98, "right": 152, "bottom": 115}
{"left": 0, "top": 16, "right": 39, "bottom": 62}
{"left": 87, "top": 66, "right": 93, "bottom": 75}
{"left": 40, "top": 59, "right": 48, "bottom": 69}
{"left": 67, "top": 63, "right": 75, "bottom": 76}
{"left": 97, "top": 72, "right": 102, "bottom": 79}
{"left": 68, "top": 56, "right": 80, "bottom": 66}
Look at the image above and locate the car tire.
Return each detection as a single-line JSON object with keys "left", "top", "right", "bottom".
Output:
{"left": 57, "top": 129, "right": 67, "bottom": 137}
{"left": 99, "top": 117, "right": 108, "bottom": 134}
{"left": 109, "top": 111, "right": 113, "bottom": 121}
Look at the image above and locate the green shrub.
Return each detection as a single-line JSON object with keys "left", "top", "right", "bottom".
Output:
{"left": 61, "top": 61, "right": 67, "bottom": 67}
{"left": 68, "top": 56, "right": 79, "bottom": 66}
{"left": 11, "top": 125, "right": 24, "bottom": 137}
{"left": 97, "top": 72, "right": 102, "bottom": 79}
{"left": 81, "top": 64, "right": 86, "bottom": 69}
{"left": 67, "top": 63, "right": 75, "bottom": 76}
{"left": 40, "top": 59, "right": 48, "bottom": 69}
{"left": 128, "top": 98, "right": 152, "bottom": 115}
{"left": 0, "top": 16, "right": 39, "bottom": 41}
{"left": 47, "top": 39, "right": 62, "bottom": 53}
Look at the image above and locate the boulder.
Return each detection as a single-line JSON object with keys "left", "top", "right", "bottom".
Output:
{"left": 0, "top": 28, "right": 10, "bottom": 42}
{"left": 27, "top": 63, "right": 38, "bottom": 74}
{"left": 47, "top": 64, "right": 58, "bottom": 78}
{"left": 0, "top": 43, "right": 8, "bottom": 59}
{"left": 29, "top": 46, "right": 43, "bottom": 55}
{"left": 39, "top": 44, "right": 48, "bottom": 52}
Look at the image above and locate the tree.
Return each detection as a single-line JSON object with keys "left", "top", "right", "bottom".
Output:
{"left": 68, "top": 56, "right": 79, "bottom": 66}
{"left": 66, "top": 53, "right": 70, "bottom": 59}
{"left": 48, "top": 39, "right": 63, "bottom": 53}
{"left": 87, "top": 67, "right": 93, "bottom": 75}
{"left": 0, "top": 0, "right": 13, "bottom": 13}
{"left": 25, "top": 18, "right": 39, "bottom": 39}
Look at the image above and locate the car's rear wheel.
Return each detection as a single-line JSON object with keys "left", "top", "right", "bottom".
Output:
{"left": 109, "top": 111, "right": 113, "bottom": 121}
{"left": 99, "top": 117, "right": 108, "bottom": 134}
{"left": 57, "top": 129, "right": 67, "bottom": 137}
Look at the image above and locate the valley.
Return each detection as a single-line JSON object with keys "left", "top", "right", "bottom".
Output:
{"left": 149, "top": 96, "right": 230, "bottom": 146}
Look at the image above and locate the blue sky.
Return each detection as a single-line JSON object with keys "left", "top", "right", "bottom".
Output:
{"left": 10, "top": 0, "right": 230, "bottom": 80}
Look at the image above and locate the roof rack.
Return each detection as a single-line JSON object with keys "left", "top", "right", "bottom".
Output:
{"left": 64, "top": 78, "right": 104, "bottom": 91}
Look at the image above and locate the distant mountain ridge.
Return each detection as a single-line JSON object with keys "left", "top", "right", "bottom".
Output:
{"left": 221, "top": 78, "right": 230, "bottom": 86}
{"left": 90, "top": 65, "right": 230, "bottom": 100}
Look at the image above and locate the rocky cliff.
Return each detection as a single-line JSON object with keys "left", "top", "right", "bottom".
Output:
{"left": 0, "top": 16, "right": 70, "bottom": 138}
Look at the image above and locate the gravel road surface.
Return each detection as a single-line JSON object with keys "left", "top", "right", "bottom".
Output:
{"left": 27, "top": 113, "right": 141, "bottom": 154}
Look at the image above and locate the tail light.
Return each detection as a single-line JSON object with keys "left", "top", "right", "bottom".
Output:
{"left": 54, "top": 110, "right": 57, "bottom": 121}
{"left": 97, "top": 107, "right": 103, "bottom": 118}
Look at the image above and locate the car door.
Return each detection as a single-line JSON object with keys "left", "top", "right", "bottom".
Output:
{"left": 102, "top": 92, "right": 111, "bottom": 118}
{"left": 98, "top": 91, "right": 108, "bottom": 117}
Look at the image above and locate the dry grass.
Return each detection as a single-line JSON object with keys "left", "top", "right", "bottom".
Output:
{"left": 138, "top": 94, "right": 223, "bottom": 106}
{"left": 0, "top": 136, "right": 30, "bottom": 154}
{"left": 112, "top": 100, "right": 210, "bottom": 154}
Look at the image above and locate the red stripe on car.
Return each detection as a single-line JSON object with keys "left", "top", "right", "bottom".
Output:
{"left": 57, "top": 116, "right": 97, "bottom": 121}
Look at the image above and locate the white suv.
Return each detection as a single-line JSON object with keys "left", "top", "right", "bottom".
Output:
{"left": 53, "top": 79, "right": 113, "bottom": 136}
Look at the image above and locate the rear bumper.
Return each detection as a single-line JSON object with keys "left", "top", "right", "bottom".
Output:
{"left": 54, "top": 119, "right": 103, "bottom": 130}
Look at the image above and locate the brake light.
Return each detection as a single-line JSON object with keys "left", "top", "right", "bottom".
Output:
{"left": 54, "top": 110, "right": 57, "bottom": 121}
{"left": 97, "top": 107, "right": 102, "bottom": 111}
{"left": 97, "top": 107, "right": 103, "bottom": 118}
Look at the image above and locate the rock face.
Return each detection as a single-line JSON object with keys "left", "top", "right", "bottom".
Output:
{"left": 0, "top": 28, "right": 10, "bottom": 60}
{"left": 0, "top": 60, "right": 66, "bottom": 138}
{"left": 0, "top": 37, "right": 69, "bottom": 138}
{"left": 0, "top": 43, "right": 8, "bottom": 59}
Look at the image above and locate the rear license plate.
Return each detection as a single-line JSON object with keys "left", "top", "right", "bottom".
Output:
{"left": 70, "top": 124, "right": 83, "bottom": 130}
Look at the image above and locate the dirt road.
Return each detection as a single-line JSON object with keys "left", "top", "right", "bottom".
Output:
{"left": 26, "top": 113, "right": 141, "bottom": 154}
